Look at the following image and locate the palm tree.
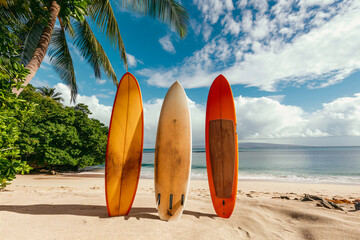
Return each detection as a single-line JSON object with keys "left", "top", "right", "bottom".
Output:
{"left": 3, "top": 0, "right": 189, "bottom": 102}
{"left": 37, "top": 86, "right": 64, "bottom": 102}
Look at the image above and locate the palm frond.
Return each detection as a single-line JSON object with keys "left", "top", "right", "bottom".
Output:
{"left": 37, "top": 86, "right": 64, "bottom": 102}
{"left": 48, "top": 27, "right": 77, "bottom": 103}
{"left": 73, "top": 19, "right": 118, "bottom": 86}
{"left": 19, "top": 20, "right": 46, "bottom": 65}
{"left": 1, "top": 0, "right": 32, "bottom": 23}
{"left": 60, "top": 16, "right": 75, "bottom": 38}
{"left": 88, "top": 0, "right": 127, "bottom": 71}
{"left": 0, "top": 0, "right": 28, "bottom": 34}
{"left": 120, "top": 0, "right": 189, "bottom": 39}
{"left": 0, "top": 0, "right": 8, "bottom": 7}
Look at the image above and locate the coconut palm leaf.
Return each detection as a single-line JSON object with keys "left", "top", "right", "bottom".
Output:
{"left": 37, "top": 86, "right": 64, "bottom": 102}
{"left": 89, "top": 0, "right": 127, "bottom": 70}
{"left": 60, "top": 16, "right": 75, "bottom": 38}
{"left": 73, "top": 19, "right": 118, "bottom": 86}
{"left": 120, "top": 0, "right": 189, "bottom": 39}
{"left": 1, "top": 0, "right": 32, "bottom": 23}
{"left": 19, "top": 20, "right": 46, "bottom": 65}
{"left": 4, "top": 0, "right": 49, "bottom": 66}
{"left": 0, "top": 0, "right": 7, "bottom": 7}
{"left": 48, "top": 26, "right": 77, "bottom": 103}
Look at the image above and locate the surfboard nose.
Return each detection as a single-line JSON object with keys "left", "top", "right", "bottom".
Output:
{"left": 167, "top": 81, "right": 185, "bottom": 97}
{"left": 172, "top": 81, "right": 182, "bottom": 88}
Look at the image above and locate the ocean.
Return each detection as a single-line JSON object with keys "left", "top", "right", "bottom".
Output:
{"left": 83, "top": 147, "right": 360, "bottom": 185}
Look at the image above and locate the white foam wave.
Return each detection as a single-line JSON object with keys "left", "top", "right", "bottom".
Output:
{"left": 238, "top": 173, "right": 360, "bottom": 185}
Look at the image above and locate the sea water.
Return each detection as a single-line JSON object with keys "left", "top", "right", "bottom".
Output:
{"left": 83, "top": 147, "right": 360, "bottom": 185}
{"left": 140, "top": 147, "right": 360, "bottom": 185}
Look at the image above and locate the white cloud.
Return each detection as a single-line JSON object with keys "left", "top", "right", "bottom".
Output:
{"left": 143, "top": 93, "right": 360, "bottom": 145}
{"left": 68, "top": 43, "right": 84, "bottom": 62}
{"left": 251, "top": 0, "right": 268, "bottom": 14}
{"left": 31, "top": 77, "right": 49, "bottom": 88}
{"left": 143, "top": 99, "right": 163, "bottom": 147}
{"left": 159, "top": 35, "right": 176, "bottom": 54}
{"left": 126, "top": 53, "right": 138, "bottom": 67}
{"left": 237, "top": 0, "right": 247, "bottom": 9}
{"left": 190, "top": 19, "right": 202, "bottom": 36}
{"left": 138, "top": 38, "right": 231, "bottom": 88}
{"left": 96, "top": 79, "right": 106, "bottom": 85}
{"left": 43, "top": 55, "right": 51, "bottom": 65}
{"left": 241, "top": 9, "right": 253, "bottom": 33}
{"left": 96, "top": 93, "right": 111, "bottom": 98}
{"left": 299, "top": 0, "right": 336, "bottom": 8}
{"left": 310, "top": 93, "right": 360, "bottom": 136}
{"left": 190, "top": 18, "right": 213, "bottom": 42}
{"left": 193, "top": 0, "right": 235, "bottom": 41}
{"left": 40, "top": 64, "right": 51, "bottom": 71}
{"left": 221, "top": 13, "right": 241, "bottom": 36}
{"left": 234, "top": 96, "right": 326, "bottom": 139}
{"left": 40, "top": 55, "right": 52, "bottom": 71}
{"left": 193, "top": 0, "right": 234, "bottom": 24}
{"left": 265, "top": 95, "right": 285, "bottom": 103}
{"left": 235, "top": 93, "right": 360, "bottom": 140}
{"left": 202, "top": 22, "right": 213, "bottom": 41}
{"left": 53, "top": 82, "right": 360, "bottom": 146}
{"left": 54, "top": 83, "right": 112, "bottom": 126}
{"left": 188, "top": 98, "right": 206, "bottom": 145}
{"left": 140, "top": 0, "right": 360, "bottom": 91}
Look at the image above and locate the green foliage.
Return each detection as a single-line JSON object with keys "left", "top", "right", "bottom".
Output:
{"left": 0, "top": 3, "right": 33, "bottom": 189}
{"left": 89, "top": 0, "right": 127, "bottom": 70}
{"left": 47, "top": 26, "right": 77, "bottom": 102}
{"left": 2, "top": 0, "right": 49, "bottom": 66}
{"left": 120, "top": 0, "right": 189, "bottom": 39}
{"left": 0, "top": 90, "right": 34, "bottom": 189}
{"left": 18, "top": 86, "right": 108, "bottom": 171}
{"left": 73, "top": 20, "right": 118, "bottom": 86}
{"left": 0, "top": 4, "right": 30, "bottom": 88}
{"left": 59, "top": 0, "right": 92, "bottom": 22}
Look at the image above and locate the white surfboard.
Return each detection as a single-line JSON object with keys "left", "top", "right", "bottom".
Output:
{"left": 154, "top": 81, "right": 192, "bottom": 221}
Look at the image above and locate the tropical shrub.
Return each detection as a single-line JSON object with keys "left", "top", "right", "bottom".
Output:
{"left": 0, "top": 9, "right": 34, "bottom": 189}
{"left": 18, "top": 86, "right": 108, "bottom": 171}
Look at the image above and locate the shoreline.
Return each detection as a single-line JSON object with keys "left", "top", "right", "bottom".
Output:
{"left": 61, "top": 171, "right": 360, "bottom": 186}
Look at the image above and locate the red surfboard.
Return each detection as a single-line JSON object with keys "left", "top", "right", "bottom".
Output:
{"left": 205, "top": 74, "right": 238, "bottom": 218}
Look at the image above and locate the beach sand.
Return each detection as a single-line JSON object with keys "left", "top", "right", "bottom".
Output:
{"left": 1, "top": 175, "right": 359, "bottom": 240}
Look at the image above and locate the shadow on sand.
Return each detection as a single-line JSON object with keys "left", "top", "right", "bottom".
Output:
{"left": 124, "top": 207, "right": 217, "bottom": 220}
{"left": 0, "top": 204, "right": 108, "bottom": 218}
{"left": 0, "top": 205, "right": 217, "bottom": 220}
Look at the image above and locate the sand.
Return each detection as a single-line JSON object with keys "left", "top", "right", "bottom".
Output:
{"left": 1, "top": 174, "right": 360, "bottom": 240}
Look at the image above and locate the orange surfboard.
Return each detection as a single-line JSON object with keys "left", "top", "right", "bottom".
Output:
{"left": 205, "top": 74, "right": 238, "bottom": 218}
{"left": 105, "top": 72, "right": 144, "bottom": 216}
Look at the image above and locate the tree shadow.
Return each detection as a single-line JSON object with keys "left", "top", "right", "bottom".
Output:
{"left": 0, "top": 205, "right": 217, "bottom": 220}
{"left": 0, "top": 204, "right": 108, "bottom": 218}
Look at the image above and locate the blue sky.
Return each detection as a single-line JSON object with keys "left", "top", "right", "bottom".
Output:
{"left": 33, "top": 0, "right": 360, "bottom": 147}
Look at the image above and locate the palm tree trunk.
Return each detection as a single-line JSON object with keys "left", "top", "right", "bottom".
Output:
{"left": 13, "top": 0, "right": 60, "bottom": 96}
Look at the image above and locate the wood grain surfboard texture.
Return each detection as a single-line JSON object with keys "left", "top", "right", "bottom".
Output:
{"left": 209, "top": 119, "right": 235, "bottom": 198}
{"left": 154, "top": 81, "right": 192, "bottom": 221}
{"left": 205, "top": 74, "right": 238, "bottom": 218}
{"left": 105, "top": 73, "right": 144, "bottom": 217}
